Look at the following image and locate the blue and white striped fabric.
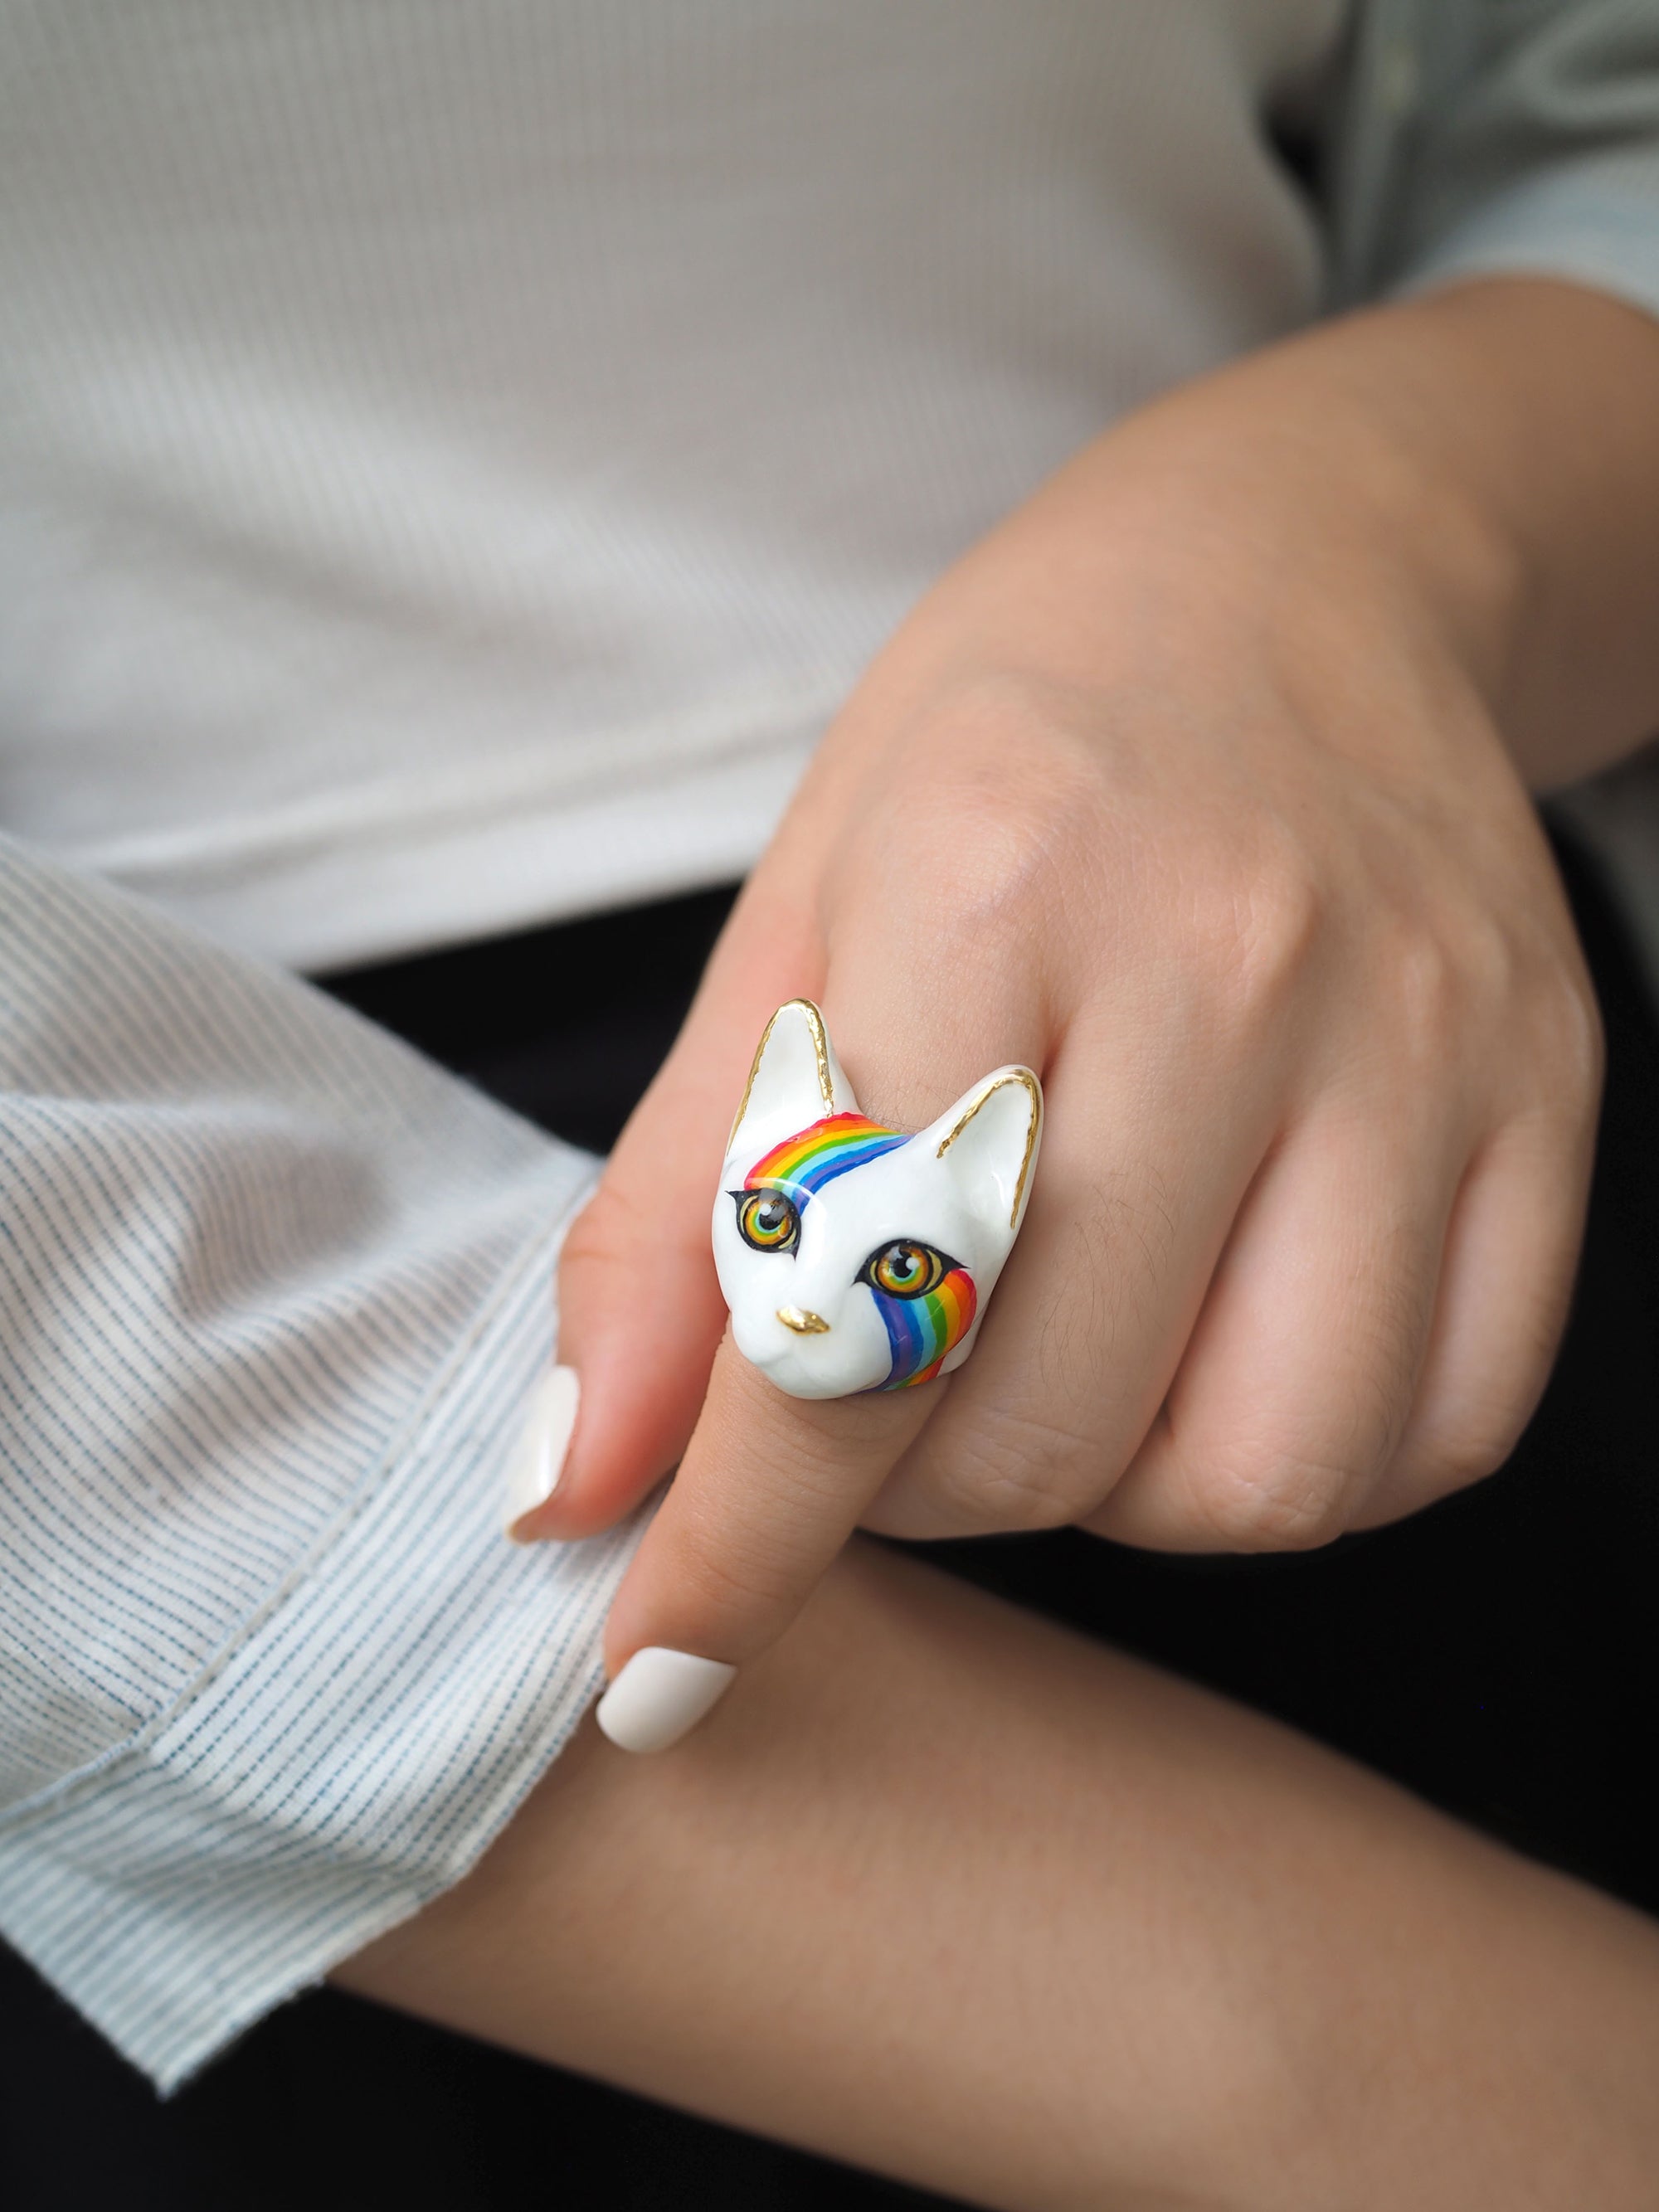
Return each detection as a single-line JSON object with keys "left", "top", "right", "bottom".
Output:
{"left": 0, "top": 836, "right": 643, "bottom": 2089}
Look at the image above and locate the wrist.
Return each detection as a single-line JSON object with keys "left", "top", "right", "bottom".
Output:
{"left": 1074, "top": 310, "right": 1530, "bottom": 726}
{"left": 900, "top": 280, "right": 1659, "bottom": 793}
{"left": 1072, "top": 281, "right": 1659, "bottom": 789}
{"left": 912, "top": 333, "right": 1525, "bottom": 816}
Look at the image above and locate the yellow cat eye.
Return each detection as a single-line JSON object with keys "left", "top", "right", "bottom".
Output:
{"left": 735, "top": 1188, "right": 800, "bottom": 1253}
{"left": 864, "top": 1240, "right": 948, "bottom": 1300}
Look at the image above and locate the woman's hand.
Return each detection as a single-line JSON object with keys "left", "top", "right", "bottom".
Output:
{"left": 518, "top": 280, "right": 1659, "bottom": 1733}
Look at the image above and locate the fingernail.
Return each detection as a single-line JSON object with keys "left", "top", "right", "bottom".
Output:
{"left": 504, "top": 1365, "right": 580, "bottom": 1539}
{"left": 595, "top": 1648, "right": 738, "bottom": 1754}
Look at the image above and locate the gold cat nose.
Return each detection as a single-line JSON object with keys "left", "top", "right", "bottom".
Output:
{"left": 776, "top": 1306, "right": 830, "bottom": 1335}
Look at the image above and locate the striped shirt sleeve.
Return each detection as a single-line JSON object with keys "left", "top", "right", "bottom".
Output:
{"left": 0, "top": 834, "right": 643, "bottom": 2089}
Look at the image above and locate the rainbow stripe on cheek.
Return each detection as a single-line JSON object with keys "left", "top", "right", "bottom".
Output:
{"left": 742, "top": 1116, "right": 975, "bottom": 1389}
{"left": 745, "top": 1113, "right": 907, "bottom": 1200}
{"left": 874, "top": 1266, "right": 976, "bottom": 1390}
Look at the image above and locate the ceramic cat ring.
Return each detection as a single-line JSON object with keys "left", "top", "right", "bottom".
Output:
{"left": 713, "top": 999, "right": 1043, "bottom": 1400}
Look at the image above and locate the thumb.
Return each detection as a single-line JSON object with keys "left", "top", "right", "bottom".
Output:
{"left": 507, "top": 880, "right": 821, "bottom": 1543}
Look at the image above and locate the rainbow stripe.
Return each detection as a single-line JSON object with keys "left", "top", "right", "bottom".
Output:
{"left": 744, "top": 1113, "right": 907, "bottom": 1203}
{"left": 874, "top": 1265, "right": 976, "bottom": 1390}
{"left": 742, "top": 1113, "right": 976, "bottom": 1390}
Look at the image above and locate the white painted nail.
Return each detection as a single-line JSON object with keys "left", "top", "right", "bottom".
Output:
{"left": 596, "top": 1648, "right": 737, "bottom": 1754}
{"left": 503, "top": 1365, "right": 580, "bottom": 1538}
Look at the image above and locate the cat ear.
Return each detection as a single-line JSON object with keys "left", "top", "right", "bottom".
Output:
{"left": 726, "top": 999, "right": 860, "bottom": 1160}
{"left": 922, "top": 1067, "right": 1043, "bottom": 1241}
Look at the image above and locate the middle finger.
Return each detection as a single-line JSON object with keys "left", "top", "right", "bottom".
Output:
{"left": 867, "top": 995, "right": 1285, "bottom": 1539}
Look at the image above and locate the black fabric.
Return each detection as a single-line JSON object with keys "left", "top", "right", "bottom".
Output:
{"left": 3, "top": 829, "right": 1655, "bottom": 2210}
{"left": 323, "top": 887, "right": 745, "bottom": 1158}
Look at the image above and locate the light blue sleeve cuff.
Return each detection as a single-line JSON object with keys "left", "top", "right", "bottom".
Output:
{"left": 0, "top": 1218, "right": 645, "bottom": 2093}
{"left": 1393, "top": 160, "right": 1659, "bottom": 328}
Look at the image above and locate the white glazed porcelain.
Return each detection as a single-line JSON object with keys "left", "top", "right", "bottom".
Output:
{"left": 713, "top": 1000, "right": 1042, "bottom": 1401}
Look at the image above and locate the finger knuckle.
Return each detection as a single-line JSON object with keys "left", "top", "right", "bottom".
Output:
{"left": 1191, "top": 847, "right": 1325, "bottom": 1021}
{"left": 928, "top": 793, "right": 1089, "bottom": 945}
{"left": 1190, "top": 1442, "right": 1369, "bottom": 1553}
{"left": 560, "top": 1179, "right": 649, "bottom": 1275}
{"left": 1445, "top": 903, "right": 1517, "bottom": 1007}
{"left": 1379, "top": 925, "right": 1465, "bottom": 1062}
{"left": 1398, "top": 1393, "right": 1531, "bottom": 1506}
{"left": 1417, "top": 1341, "right": 1561, "bottom": 1499}
{"left": 1531, "top": 966, "right": 1605, "bottom": 1114}
{"left": 669, "top": 1516, "right": 803, "bottom": 1629}
{"left": 925, "top": 1402, "right": 1109, "bottom": 1533}
{"left": 867, "top": 682, "right": 1106, "bottom": 934}
{"left": 1418, "top": 1419, "right": 1515, "bottom": 1495}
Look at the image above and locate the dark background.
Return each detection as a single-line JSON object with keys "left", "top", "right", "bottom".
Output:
{"left": 3, "top": 825, "right": 1655, "bottom": 2210}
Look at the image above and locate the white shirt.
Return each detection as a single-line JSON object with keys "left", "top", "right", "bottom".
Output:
{"left": 1, "top": 0, "right": 1345, "bottom": 969}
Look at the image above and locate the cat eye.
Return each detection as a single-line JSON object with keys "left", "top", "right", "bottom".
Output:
{"left": 859, "top": 1239, "right": 953, "bottom": 1300}
{"left": 733, "top": 1188, "right": 800, "bottom": 1253}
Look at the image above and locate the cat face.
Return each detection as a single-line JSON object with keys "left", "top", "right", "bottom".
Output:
{"left": 713, "top": 1001, "right": 1042, "bottom": 1399}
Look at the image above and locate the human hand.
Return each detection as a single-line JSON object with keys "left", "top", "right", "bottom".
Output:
{"left": 511, "top": 284, "right": 1659, "bottom": 1749}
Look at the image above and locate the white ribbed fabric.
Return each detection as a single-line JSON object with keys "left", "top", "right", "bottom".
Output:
{"left": 0, "top": 835, "right": 643, "bottom": 2088}
{"left": 0, "top": 0, "right": 1347, "bottom": 970}
{"left": 9, "top": 4, "right": 1658, "bottom": 972}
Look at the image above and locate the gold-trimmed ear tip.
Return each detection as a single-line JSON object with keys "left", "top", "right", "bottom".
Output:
{"left": 728, "top": 996, "right": 835, "bottom": 1145}
{"left": 791, "top": 999, "right": 835, "bottom": 1110}
{"left": 934, "top": 1066, "right": 1044, "bottom": 1228}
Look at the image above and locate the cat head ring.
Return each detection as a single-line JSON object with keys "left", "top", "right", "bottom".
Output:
{"left": 713, "top": 999, "right": 1043, "bottom": 1399}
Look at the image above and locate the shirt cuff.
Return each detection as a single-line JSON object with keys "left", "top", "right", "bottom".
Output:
{"left": 1393, "top": 158, "right": 1659, "bottom": 328}
{"left": 0, "top": 1221, "right": 645, "bottom": 2093}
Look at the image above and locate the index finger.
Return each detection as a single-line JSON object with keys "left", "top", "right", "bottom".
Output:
{"left": 595, "top": 987, "right": 1043, "bottom": 1753}
{"left": 595, "top": 1337, "right": 933, "bottom": 1753}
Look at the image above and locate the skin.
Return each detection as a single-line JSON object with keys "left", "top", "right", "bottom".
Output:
{"left": 343, "top": 278, "right": 1659, "bottom": 2192}
{"left": 338, "top": 1541, "right": 1659, "bottom": 2211}
{"left": 518, "top": 278, "right": 1659, "bottom": 1690}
